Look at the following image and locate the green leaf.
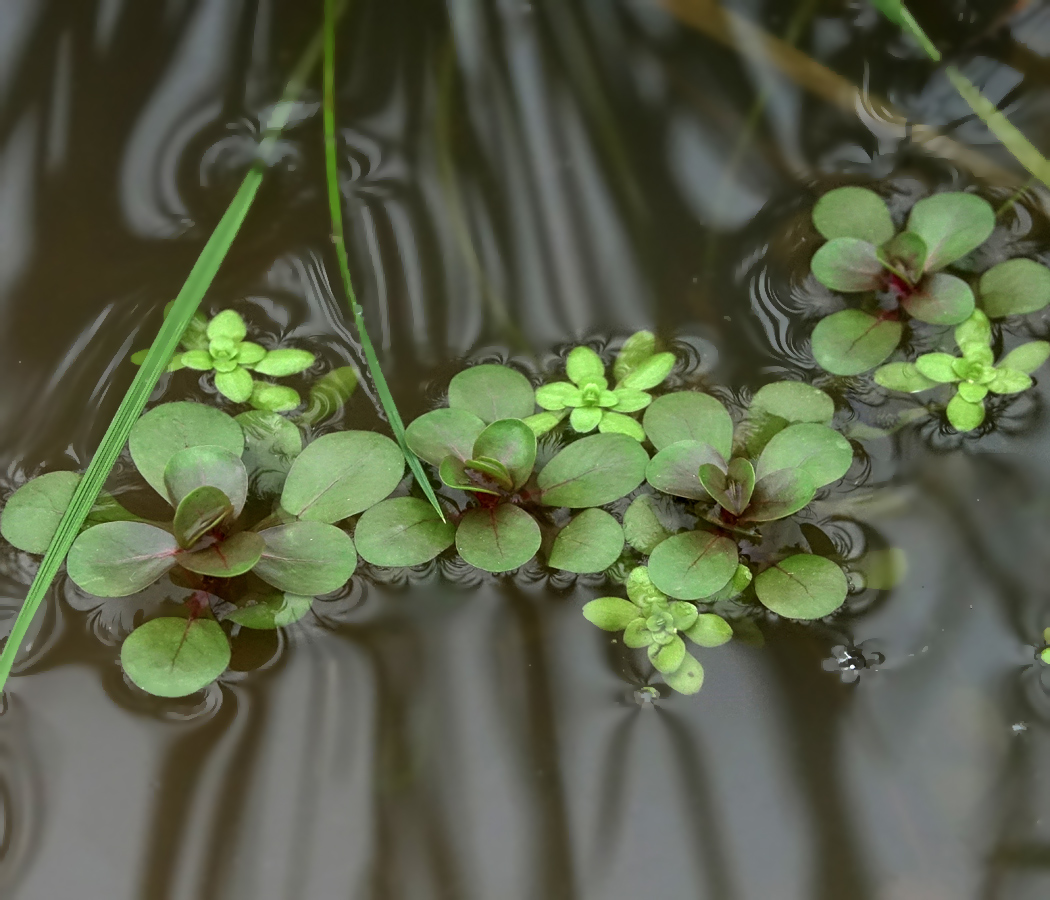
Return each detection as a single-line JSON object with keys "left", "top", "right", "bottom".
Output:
{"left": 172, "top": 486, "right": 233, "bottom": 549}
{"left": 756, "top": 423, "right": 853, "bottom": 488}
{"left": 582, "top": 597, "right": 641, "bottom": 632}
{"left": 129, "top": 402, "right": 244, "bottom": 499}
{"left": 251, "top": 348, "right": 315, "bottom": 377}
{"left": 754, "top": 554, "right": 848, "bottom": 619}
{"left": 648, "top": 531, "right": 738, "bottom": 600}
{"left": 610, "top": 388, "right": 652, "bottom": 413}
{"left": 537, "top": 433, "right": 649, "bottom": 508}
{"left": 455, "top": 505, "right": 541, "bottom": 572}
{"left": 906, "top": 192, "right": 995, "bottom": 272}
{"left": 178, "top": 531, "right": 264, "bottom": 578}
{"left": 670, "top": 601, "right": 699, "bottom": 631}
{"left": 811, "top": 309, "right": 902, "bottom": 376}
{"left": 121, "top": 618, "right": 231, "bottom": 698}
{"left": 987, "top": 368, "right": 1032, "bottom": 395}
{"left": 226, "top": 593, "right": 313, "bottom": 629}
{"left": 810, "top": 238, "right": 885, "bottom": 292}
{"left": 954, "top": 309, "right": 992, "bottom": 350}
{"left": 978, "top": 258, "right": 1050, "bottom": 318}
{"left": 684, "top": 613, "right": 733, "bottom": 648}
{"left": 207, "top": 310, "right": 248, "bottom": 343}
{"left": 664, "top": 651, "right": 705, "bottom": 694}
{"left": 704, "top": 563, "right": 753, "bottom": 602}
{"left": 472, "top": 419, "right": 537, "bottom": 489}
{"left": 523, "top": 410, "right": 568, "bottom": 436}
{"left": 871, "top": 0, "right": 941, "bottom": 58}
{"left": 447, "top": 364, "right": 535, "bottom": 424}
{"left": 957, "top": 382, "right": 989, "bottom": 403}
{"left": 297, "top": 366, "right": 358, "bottom": 426}
{"left": 614, "top": 331, "right": 656, "bottom": 383}
{"left": 254, "top": 522, "right": 357, "bottom": 594}
{"left": 1000, "top": 341, "right": 1050, "bottom": 375}
{"left": 626, "top": 565, "right": 664, "bottom": 606}
{"left": 739, "top": 469, "right": 817, "bottom": 523}
{"left": 354, "top": 497, "right": 455, "bottom": 566}
{"left": 235, "top": 410, "right": 302, "bottom": 496}
{"left": 1, "top": 471, "right": 82, "bottom": 554}
{"left": 623, "top": 619, "right": 655, "bottom": 648}
{"left": 548, "top": 509, "right": 624, "bottom": 573}
{"left": 642, "top": 392, "right": 734, "bottom": 457}
{"left": 182, "top": 349, "right": 214, "bottom": 371}
{"left": 878, "top": 231, "right": 928, "bottom": 282}
{"left": 915, "top": 353, "right": 962, "bottom": 383}
{"left": 698, "top": 459, "right": 753, "bottom": 516}
{"left": 946, "top": 393, "right": 986, "bottom": 431}
{"left": 569, "top": 406, "right": 603, "bottom": 433}
{"left": 164, "top": 445, "right": 248, "bottom": 514}
{"left": 214, "top": 367, "right": 255, "bottom": 403}
{"left": 67, "top": 522, "right": 179, "bottom": 597}
{"left": 281, "top": 431, "right": 404, "bottom": 523}
{"left": 622, "top": 494, "right": 674, "bottom": 555}
{"left": 812, "top": 187, "right": 895, "bottom": 245}
{"left": 237, "top": 342, "right": 267, "bottom": 366}
{"left": 620, "top": 352, "right": 675, "bottom": 390}
{"left": 249, "top": 382, "right": 301, "bottom": 412}
{"left": 566, "top": 346, "right": 606, "bottom": 386}
{"left": 751, "top": 382, "right": 834, "bottom": 424}
{"left": 434, "top": 456, "right": 494, "bottom": 494}
{"left": 405, "top": 408, "right": 486, "bottom": 467}
{"left": 598, "top": 411, "right": 647, "bottom": 441}
{"left": 854, "top": 547, "right": 909, "bottom": 591}
{"left": 646, "top": 441, "right": 723, "bottom": 500}
{"left": 464, "top": 457, "right": 513, "bottom": 490}
{"left": 649, "top": 634, "right": 686, "bottom": 674}
{"left": 902, "top": 273, "right": 975, "bottom": 325}
{"left": 535, "top": 382, "right": 582, "bottom": 411}
{"left": 874, "top": 362, "right": 938, "bottom": 393}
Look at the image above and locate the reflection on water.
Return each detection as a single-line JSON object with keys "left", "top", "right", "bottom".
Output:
{"left": 3, "top": 0, "right": 1050, "bottom": 897}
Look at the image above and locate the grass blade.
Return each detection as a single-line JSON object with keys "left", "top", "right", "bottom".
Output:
{"left": 0, "top": 24, "right": 335, "bottom": 693}
{"left": 322, "top": 0, "right": 446, "bottom": 522}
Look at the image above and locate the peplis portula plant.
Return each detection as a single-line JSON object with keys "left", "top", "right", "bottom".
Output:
{"left": 529, "top": 331, "right": 675, "bottom": 440}
{"left": 1, "top": 400, "right": 402, "bottom": 697}
{"left": 809, "top": 188, "right": 996, "bottom": 375}
{"left": 133, "top": 307, "right": 316, "bottom": 411}
{"left": 583, "top": 566, "right": 733, "bottom": 695}
{"left": 365, "top": 363, "right": 649, "bottom": 574}
{"left": 636, "top": 382, "right": 855, "bottom": 618}
{"left": 874, "top": 310, "right": 1050, "bottom": 432}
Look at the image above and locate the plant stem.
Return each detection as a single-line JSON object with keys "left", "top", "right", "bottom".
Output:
{"left": 322, "top": 0, "right": 446, "bottom": 521}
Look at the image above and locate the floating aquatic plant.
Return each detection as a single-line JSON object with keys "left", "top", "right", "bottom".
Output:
{"left": 874, "top": 310, "right": 1050, "bottom": 431}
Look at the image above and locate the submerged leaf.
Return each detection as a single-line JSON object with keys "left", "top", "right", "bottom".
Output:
{"left": 249, "top": 382, "right": 301, "bottom": 412}
{"left": 254, "top": 522, "right": 357, "bottom": 594}
{"left": 235, "top": 410, "right": 303, "bottom": 496}
{"left": 622, "top": 494, "right": 674, "bottom": 555}
{"left": 979, "top": 258, "right": 1050, "bottom": 318}
{"left": 298, "top": 366, "right": 358, "bottom": 426}
{"left": 121, "top": 618, "right": 231, "bottom": 698}
{"left": 619, "top": 353, "right": 675, "bottom": 390}
{"left": 754, "top": 554, "right": 847, "bottom": 619}
{"left": 812, "top": 187, "right": 895, "bottom": 245}
{"left": 750, "top": 382, "right": 834, "bottom": 424}
{"left": 548, "top": 509, "right": 624, "bottom": 573}
{"left": 537, "top": 433, "right": 649, "bottom": 508}
{"left": 447, "top": 365, "right": 535, "bottom": 424}
{"left": 810, "top": 238, "right": 885, "bottom": 292}
{"left": 455, "top": 505, "right": 541, "bottom": 573}
{"left": 684, "top": 613, "right": 733, "bottom": 648}
{"left": 648, "top": 531, "right": 738, "bottom": 600}
{"left": 613, "top": 331, "right": 657, "bottom": 383}
{"left": 811, "top": 309, "right": 901, "bottom": 376}
{"left": 67, "top": 522, "right": 179, "bottom": 597}
{"left": 642, "top": 392, "right": 734, "bottom": 457}
{"left": 226, "top": 593, "right": 313, "bottom": 629}
{"left": 906, "top": 192, "right": 995, "bottom": 272}
{"left": 251, "top": 348, "right": 315, "bottom": 377}
{"left": 354, "top": 497, "right": 455, "bottom": 567}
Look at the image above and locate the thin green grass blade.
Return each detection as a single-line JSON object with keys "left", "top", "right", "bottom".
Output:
{"left": 870, "top": 0, "right": 941, "bottom": 61}
{"left": 0, "top": 23, "right": 336, "bottom": 693}
{"left": 323, "top": 0, "right": 446, "bottom": 522}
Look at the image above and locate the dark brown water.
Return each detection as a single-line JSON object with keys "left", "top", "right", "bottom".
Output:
{"left": 3, "top": 1, "right": 1050, "bottom": 898}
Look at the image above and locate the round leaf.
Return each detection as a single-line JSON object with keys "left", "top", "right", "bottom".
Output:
{"left": 664, "top": 651, "right": 704, "bottom": 695}
{"left": 249, "top": 382, "right": 301, "bottom": 412}
{"left": 214, "top": 367, "right": 254, "bottom": 403}
{"left": 954, "top": 309, "right": 992, "bottom": 350}
{"left": 1, "top": 471, "right": 81, "bottom": 554}
{"left": 67, "top": 522, "right": 179, "bottom": 597}
{"left": 642, "top": 392, "right": 733, "bottom": 457}
{"left": 810, "top": 238, "right": 885, "bottom": 292}
{"left": 172, "top": 486, "right": 233, "bottom": 549}
{"left": 178, "top": 531, "right": 264, "bottom": 578}
{"left": 614, "top": 331, "right": 657, "bottom": 383}
{"left": 597, "top": 411, "right": 646, "bottom": 441}
{"left": 874, "top": 362, "right": 938, "bottom": 393}
{"left": 648, "top": 531, "right": 738, "bottom": 600}
{"left": 914, "top": 352, "right": 961, "bottom": 383}
{"left": 455, "top": 505, "right": 541, "bottom": 573}
{"left": 207, "top": 310, "right": 247, "bottom": 342}
{"left": 1000, "top": 341, "right": 1050, "bottom": 375}
{"left": 548, "top": 509, "right": 624, "bottom": 573}
{"left": 254, "top": 522, "right": 357, "bottom": 594}
{"left": 251, "top": 348, "right": 315, "bottom": 377}
{"left": 756, "top": 423, "right": 853, "bottom": 488}
{"left": 535, "top": 382, "right": 582, "bottom": 411}
{"left": 281, "top": 431, "right": 404, "bottom": 523}
{"left": 582, "top": 597, "right": 641, "bottom": 632}
{"left": 812, "top": 187, "right": 895, "bottom": 245}
{"left": 354, "top": 497, "right": 455, "bottom": 567}
{"left": 646, "top": 441, "right": 723, "bottom": 500}
{"left": 472, "top": 419, "right": 537, "bottom": 489}
{"left": 988, "top": 368, "right": 1032, "bottom": 394}
{"left": 740, "top": 469, "right": 816, "bottom": 523}
{"left": 751, "top": 382, "right": 834, "bottom": 424}
{"left": 235, "top": 410, "right": 303, "bottom": 496}
{"left": 946, "top": 394, "right": 986, "bottom": 431}
{"left": 811, "top": 309, "right": 902, "bottom": 376}
{"left": 684, "top": 613, "right": 733, "bottom": 648}
{"left": 164, "top": 445, "right": 248, "bottom": 514}
{"left": 902, "top": 273, "right": 975, "bottom": 325}
{"left": 405, "top": 408, "right": 486, "bottom": 467}
{"left": 569, "top": 406, "right": 602, "bottom": 433}
{"left": 906, "top": 192, "right": 995, "bottom": 271}
{"left": 537, "top": 433, "right": 649, "bottom": 508}
{"left": 650, "top": 634, "right": 686, "bottom": 674}
{"left": 622, "top": 494, "right": 674, "bottom": 555}
{"left": 129, "top": 402, "right": 244, "bottom": 499}
{"left": 566, "top": 346, "right": 606, "bottom": 385}
{"left": 619, "top": 352, "right": 675, "bottom": 390}
{"left": 754, "top": 554, "right": 847, "bottom": 619}
{"left": 979, "top": 258, "right": 1050, "bottom": 318}
{"left": 121, "top": 618, "right": 231, "bottom": 698}
{"left": 447, "top": 365, "right": 535, "bottom": 424}
{"left": 226, "top": 593, "right": 313, "bottom": 629}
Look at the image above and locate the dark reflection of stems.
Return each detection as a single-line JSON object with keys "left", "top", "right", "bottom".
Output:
{"left": 587, "top": 715, "right": 637, "bottom": 873}
{"left": 501, "top": 585, "right": 578, "bottom": 900}
{"left": 764, "top": 627, "right": 874, "bottom": 900}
